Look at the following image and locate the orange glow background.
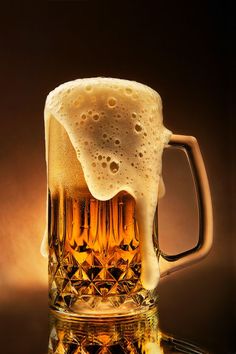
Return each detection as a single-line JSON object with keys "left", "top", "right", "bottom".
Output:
{"left": 0, "top": 1, "right": 234, "bottom": 353}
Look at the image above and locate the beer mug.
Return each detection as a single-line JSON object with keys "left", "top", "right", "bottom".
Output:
{"left": 42, "top": 78, "right": 213, "bottom": 317}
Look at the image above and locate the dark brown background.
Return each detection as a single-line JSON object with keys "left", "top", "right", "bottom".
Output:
{"left": 0, "top": 1, "right": 235, "bottom": 353}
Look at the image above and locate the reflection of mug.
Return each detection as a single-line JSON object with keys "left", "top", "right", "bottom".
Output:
{"left": 42, "top": 78, "right": 213, "bottom": 317}
{"left": 48, "top": 308, "right": 161, "bottom": 354}
{"left": 49, "top": 308, "right": 208, "bottom": 354}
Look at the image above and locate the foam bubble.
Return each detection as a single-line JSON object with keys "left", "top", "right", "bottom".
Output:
{"left": 135, "top": 123, "right": 142, "bottom": 132}
{"left": 125, "top": 87, "right": 133, "bottom": 95}
{"left": 92, "top": 113, "right": 100, "bottom": 121}
{"left": 85, "top": 84, "right": 92, "bottom": 92}
{"left": 110, "top": 161, "right": 119, "bottom": 174}
{"left": 107, "top": 97, "right": 117, "bottom": 108}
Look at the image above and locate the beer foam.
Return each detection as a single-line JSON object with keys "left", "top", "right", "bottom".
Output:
{"left": 42, "top": 77, "right": 172, "bottom": 290}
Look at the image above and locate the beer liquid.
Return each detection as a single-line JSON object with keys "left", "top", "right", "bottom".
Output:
{"left": 49, "top": 189, "right": 158, "bottom": 314}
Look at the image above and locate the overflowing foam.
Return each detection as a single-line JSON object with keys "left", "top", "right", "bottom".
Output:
{"left": 41, "top": 77, "right": 172, "bottom": 290}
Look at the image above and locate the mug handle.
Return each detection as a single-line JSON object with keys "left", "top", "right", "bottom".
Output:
{"left": 159, "top": 134, "right": 213, "bottom": 277}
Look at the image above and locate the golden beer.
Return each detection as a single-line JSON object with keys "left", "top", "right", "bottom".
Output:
{"left": 48, "top": 189, "right": 158, "bottom": 314}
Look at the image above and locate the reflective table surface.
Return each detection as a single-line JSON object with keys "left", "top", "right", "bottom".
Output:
{"left": 0, "top": 289, "right": 232, "bottom": 354}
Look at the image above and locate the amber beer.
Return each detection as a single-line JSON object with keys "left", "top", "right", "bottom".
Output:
{"left": 48, "top": 189, "right": 157, "bottom": 314}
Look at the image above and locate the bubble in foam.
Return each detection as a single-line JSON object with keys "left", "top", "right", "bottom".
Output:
{"left": 125, "top": 87, "right": 133, "bottom": 95}
{"left": 110, "top": 161, "right": 119, "bottom": 173}
{"left": 135, "top": 123, "right": 142, "bottom": 132}
{"left": 107, "top": 97, "right": 117, "bottom": 108}
{"left": 93, "top": 113, "right": 100, "bottom": 121}
{"left": 85, "top": 84, "right": 92, "bottom": 92}
{"left": 74, "top": 98, "right": 80, "bottom": 107}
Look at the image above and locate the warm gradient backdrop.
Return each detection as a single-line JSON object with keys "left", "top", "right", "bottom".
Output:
{"left": 0, "top": 1, "right": 234, "bottom": 353}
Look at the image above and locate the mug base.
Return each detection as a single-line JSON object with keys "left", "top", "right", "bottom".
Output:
{"left": 49, "top": 300, "right": 158, "bottom": 319}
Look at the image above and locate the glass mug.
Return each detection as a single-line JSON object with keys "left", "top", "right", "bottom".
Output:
{"left": 45, "top": 79, "right": 213, "bottom": 318}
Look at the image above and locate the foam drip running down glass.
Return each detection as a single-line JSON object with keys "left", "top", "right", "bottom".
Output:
{"left": 41, "top": 77, "right": 213, "bottom": 318}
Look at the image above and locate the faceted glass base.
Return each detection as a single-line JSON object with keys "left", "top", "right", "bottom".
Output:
{"left": 48, "top": 308, "right": 208, "bottom": 354}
